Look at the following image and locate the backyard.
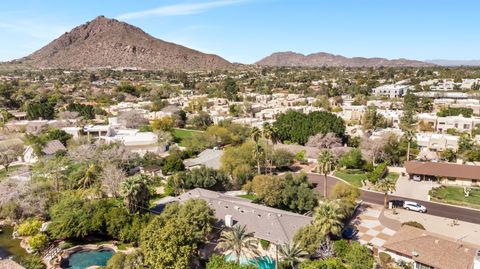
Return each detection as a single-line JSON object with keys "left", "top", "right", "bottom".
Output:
{"left": 430, "top": 186, "right": 480, "bottom": 209}
{"left": 172, "top": 128, "right": 202, "bottom": 147}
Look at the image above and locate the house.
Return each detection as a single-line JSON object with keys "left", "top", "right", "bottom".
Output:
{"left": 174, "top": 188, "right": 312, "bottom": 245}
{"left": 372, "top": 84, "right": 408, "bottom": 98}
{"left": 99, "top": 128, "right": 160, "bottom": 155}
{"left": 184, "top": 149, "right": 223, "bottom": 170}
{"left": 404, "top": 161, "right": 480, "bottom": 186}
{"left": 383, "top": 225, "right": 478, "bottom": 269}
{"left": 23, "top": 140, "right": 66, "bottom": 164}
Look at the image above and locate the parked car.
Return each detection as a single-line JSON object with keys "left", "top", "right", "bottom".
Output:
{"left": 412, "top": 175, "right": 421, "bottom": 181}
{"left": 342, "top": 226, "right": 358, "bottom": 239}
{"left": 388, "top": 199, "right": 404, "bottom": 208}
{"left": 403, "top": 201, "right": 427, "bottom": 213}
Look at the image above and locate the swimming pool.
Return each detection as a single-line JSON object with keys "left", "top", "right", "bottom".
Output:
{"left": 61, "top": 248, "right": 114, "bottom": 269}
{"left": 225, "top": 254, "right": 276, "bottom": 269}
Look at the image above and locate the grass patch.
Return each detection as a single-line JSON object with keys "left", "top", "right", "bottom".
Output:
{"left": 173, "top": 128, "right": 201, "bottom": 147}
{"left": 430, "top": 186, "right": 480, "bottom": 209}
{"left": 237, "top": 193, "right": 257, "bottom": 201}
{"left": 334, "top": 170, "right": 399, "bottom": 187}
{"left": 386, "top": 172, "right": 399, "bottom": 182}
{"left": 334, "top": 169, "right": 366, "bottom": 187}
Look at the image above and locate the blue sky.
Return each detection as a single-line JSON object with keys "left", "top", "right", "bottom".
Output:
{"left": 1, "top": 0, "right": 480, "bottom": 63}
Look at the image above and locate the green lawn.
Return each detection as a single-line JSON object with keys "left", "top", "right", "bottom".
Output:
{"left": 334, "top": 170, "right": 366, "bottom": 187}
{"left": 334, "top": 170, "right": 400, "bottom": 188}
{"left": 173, "top": 128, "right": 201, "bottom": 147}
{"left": 237, "top": 193, "right": 257, "bottom": 201}
{"left": 430, "top": 186, "right": 480, "bottom": 209}
{"left": 386, "top": 172, "right": 400, "bottom": 182}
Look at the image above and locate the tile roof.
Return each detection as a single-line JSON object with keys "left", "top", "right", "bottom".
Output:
{"left": 41, "top": 140, "right": 67, "bottom": 155}
{"left": 184, "top": 149, "right": 223, "bottom": 170}
{"left": 383, "top": 225, "right": 477, "bottom": 269}
{"left": 405, "top": 161, "right": 480, "bottom": 180}
{"left": 175, "top": 188, "right": 312, "bottom": 244}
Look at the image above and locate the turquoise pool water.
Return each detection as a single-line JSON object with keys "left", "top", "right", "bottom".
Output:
{"left": 61, "top": 249, "right": 114, "bottom": 269}
{"left": 226, "top": 254, "right": 276, "bottom": 269}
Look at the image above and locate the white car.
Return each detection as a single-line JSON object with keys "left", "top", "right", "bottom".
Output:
{"left": 403, "top": 201, "right": 427, "bottom": 213}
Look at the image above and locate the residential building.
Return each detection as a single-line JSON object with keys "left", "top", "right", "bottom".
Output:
{"left": 184, "top": 149, "right": 224, "bottom": 170}
{"left": 174, "top": 188, "right": 312, "bottom": 245}
{"left": 383, "top": 225, "right": 477, "bottom": 269}
{"left": 372, "top": 84, "right": 408, "bottom": 98}
{"left": 405, "top": 161, "right": 480, "bottom": 186}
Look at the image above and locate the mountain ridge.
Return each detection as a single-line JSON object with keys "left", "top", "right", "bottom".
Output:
{"left": 256, "top": 51, "right": 434, "bottom": 67}
{"left": 10, "top": 16, "right": 232, "bottom": 71}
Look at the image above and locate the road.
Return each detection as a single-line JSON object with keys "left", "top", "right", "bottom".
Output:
{"left": 308, "top": 173, "right": 480, "bottom": 224}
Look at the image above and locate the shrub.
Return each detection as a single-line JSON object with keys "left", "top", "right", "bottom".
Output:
{"left": 260, "top": 239, "right": 270, "bottom": 250}
{"left": 18, "top": 255, "right": 46, "bottom": 269}
{"left": 402, "top": 221, "right": 425, "bottom": 230}
{"left": 28, "top": 233, "right": 49, "bottom": 252}
{"left": 17, "top": 219, "right": 43, "bottom": 236}
{"left": 379, "top": 252, "right": 392, "bottom": 267}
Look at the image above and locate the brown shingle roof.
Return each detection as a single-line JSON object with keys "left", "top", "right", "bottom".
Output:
{"left": 405, "top": 161, "right": 480, "bottom": 180}
{"left": 384, "top": 225, "right": 477, "bottom": 269}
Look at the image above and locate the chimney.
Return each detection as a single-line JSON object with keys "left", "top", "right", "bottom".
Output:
{"left": 225, "top": 215, "right": 233, "bottom": 228}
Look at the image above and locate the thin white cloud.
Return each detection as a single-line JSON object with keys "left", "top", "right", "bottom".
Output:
{"left": 117, "top": 0, "right": 243, "bottom": 20}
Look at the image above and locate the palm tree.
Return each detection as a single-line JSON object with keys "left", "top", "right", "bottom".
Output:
{"left": 80, "top": 163, "right": 97, "bottom": 188}
{"left": 251, "top": 127, "right": 262, "bottom": 174}
{"left": 120, "top": 174, "right": 150, "bottom": 213}
{"left": 314, "top": 200, "right": 346, "bottom": 238}
{"left": 216, "top": 225, "right": 260, "bottom": 265}
{"left": 262, "top": 122, "right": 278, "bottom": 174}
{"left": 317, "top": 149, "right": 336, "bottom": 198}
{"left": 403, "top": 130, "right": 415, "bottom": 161}
{"left": 279, "top": 243, "right": 306, "bottom": 269}
{"left": 376, "top": 178, "right": 396, "bottom": 209}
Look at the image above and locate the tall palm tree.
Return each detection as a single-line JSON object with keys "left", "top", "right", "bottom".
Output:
{"left": 279, "top": 243, "right": 306, "bottom": 269}
{"left": 263, "top": 122, "right": 278, "bottom": 174}
{"left": 80, "top": 163, "right": 97, "bottom": 188}
{"left": 314, "top": 200, "right": 346, "bottom": 238}
{"left": 376, "top": 178, "right": 396, "bottom": 209}
{"left": 317, "top": 149, "right": 336, "bottom": 198}
{"left": 403, "top": 130, "right": 416, "bottom": 161}
{"left": 251, "top": 127, "right": 262, "bottom": 174}
{"left": 216, "top": 225, "right": 260, "bottom": 265}
{"left": 120, "top": 174, "right": 150, "bottom": 213}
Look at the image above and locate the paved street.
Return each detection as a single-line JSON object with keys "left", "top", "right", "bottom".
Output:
{"left": 307, "top": 173, "right": 480, "bottom": 224}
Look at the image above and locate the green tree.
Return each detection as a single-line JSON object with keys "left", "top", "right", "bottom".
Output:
{"left": 298, "top": 258, "right": 346, "bottom": 269}
{"left": 223, "top": 77, "right": 239, "bottom": 101}
{"left": 141, "top": 199, "right": 215, "bottom": 269}
{"left": 376, "top": 178, "right": 396, "bottom": 208}
{"left": 403, "top": 130, "right": 416, "bottom": 161}
{"left": 120, "top": 174, "right": 151, "bottom": 214}
{"left": 251, "top": 127, "right": 262, "bottom": 174}
{"left": 338, "top": 148, "right": 364, "bottom": 169}
{"left": 216, "top": 225, "right": 260, "bottom": 265}
{"left": 293, "top": 224, "right": 324, "bottom": 256}
{"left": 279, "top": 243, "right": 307, "bottom": 268}
{"left": 314, "top": 200, "right": 346, "bottom": 238}
{"left": 317, "top": 149, "right": 336, "bottom": 198}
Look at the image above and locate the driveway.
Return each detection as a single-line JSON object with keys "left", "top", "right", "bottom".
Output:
{"left": 393, "top": 173, "right": 440, "bottom": 201}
